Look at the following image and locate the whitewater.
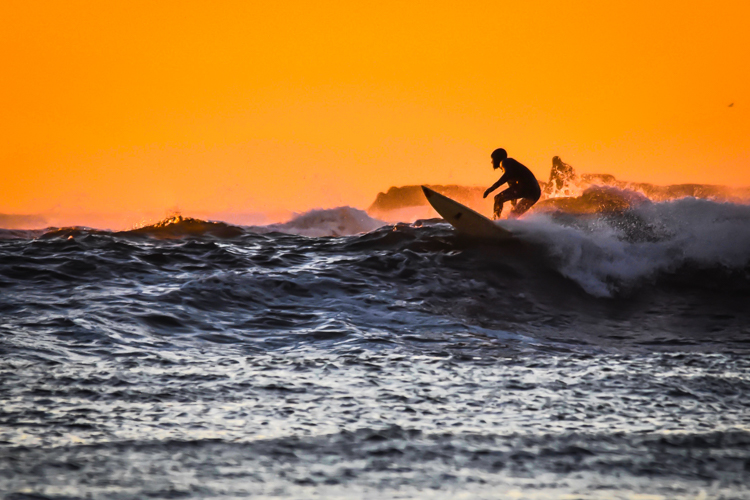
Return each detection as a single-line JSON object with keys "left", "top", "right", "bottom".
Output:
{"left": 1, "top": 187, "right": 750, "bottom": 499}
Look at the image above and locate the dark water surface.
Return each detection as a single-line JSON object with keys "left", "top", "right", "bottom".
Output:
{"left": 1, "top": 200, "right": 750, "bottom": 499}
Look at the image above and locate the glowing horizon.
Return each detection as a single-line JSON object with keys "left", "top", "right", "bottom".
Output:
{"left": 2, "top": 1, "right": 748, "bottom": 223}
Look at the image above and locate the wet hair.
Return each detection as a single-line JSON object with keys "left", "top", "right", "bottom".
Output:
{"left": 491, "top": 148, "right": 507, "bottom": 165}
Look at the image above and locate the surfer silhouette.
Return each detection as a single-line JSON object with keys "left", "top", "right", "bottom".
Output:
{"left": 483, "top": 148, "right": 541, "bottom": 219}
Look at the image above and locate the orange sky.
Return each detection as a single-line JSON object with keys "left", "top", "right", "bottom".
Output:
{"left": 2, "top": 0, "right": 749, "bottom": 224}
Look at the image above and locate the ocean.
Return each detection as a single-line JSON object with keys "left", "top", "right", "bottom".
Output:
{"left": 1, "top": 191, "right": 750, "bottom": 499}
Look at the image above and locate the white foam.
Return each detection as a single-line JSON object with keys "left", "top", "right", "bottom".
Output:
{"left": 505, "top": 198, "right": 750, "bottom": 297}
{"left": 262, "top": 207, "right": 387, "bottom": 237}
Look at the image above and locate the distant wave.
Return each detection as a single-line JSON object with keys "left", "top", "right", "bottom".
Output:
{"left": 30, "top": 207, "right": 387, "bottom": 241}
{"left": 258, "top": 207, "right": 385, "bottom": 237}
{"left": 31, "top": 216, "right": 246, "bottom": 240}
{"left": 127, "top": 216, "right": 246, "bottom": 239}
{"left": 0, "top": 213, "right": 47, "bottom": 230}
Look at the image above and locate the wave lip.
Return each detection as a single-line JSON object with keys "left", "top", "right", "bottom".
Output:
{"left": 260, "top": 207, "right": 386, "bottom": 237}
{"left": 124, "top": 215, "right": 245, "bottom": 239}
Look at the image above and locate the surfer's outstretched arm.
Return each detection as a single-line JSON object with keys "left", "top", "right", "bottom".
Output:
{"left": 483, "top": 173, "right": 508, "bottom": 198}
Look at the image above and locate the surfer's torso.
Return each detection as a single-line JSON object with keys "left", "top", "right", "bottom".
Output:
{"left": 497, "top": 158, "right": 541, "bottom": 199}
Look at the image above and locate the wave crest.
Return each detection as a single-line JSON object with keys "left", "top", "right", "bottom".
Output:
{"left": 510, "top": 197, "right": 750, "bottom": 297}
{"left": 260, "top": 207, "right": 386, "bottom": 237}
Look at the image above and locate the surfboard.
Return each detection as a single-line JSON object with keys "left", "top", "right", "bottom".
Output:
{"left": 421, "top": 186, "right": 512, "bottom": 240}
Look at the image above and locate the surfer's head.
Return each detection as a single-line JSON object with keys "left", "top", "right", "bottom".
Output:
{"left": 491, "top": 148, "right": 507, "bottom": 169}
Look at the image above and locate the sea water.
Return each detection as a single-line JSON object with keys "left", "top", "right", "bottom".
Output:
{"left": 1, "top": 195, "right": 749, "bottom": 499}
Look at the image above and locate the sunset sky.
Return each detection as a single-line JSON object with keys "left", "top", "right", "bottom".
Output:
{"left": 2, "top": 0, "right": 748, "bottom": 225}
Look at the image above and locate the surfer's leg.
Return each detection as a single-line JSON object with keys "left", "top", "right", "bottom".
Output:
{"left": 509, "top": 197, "right": 537, "bottom": 218}
{"left": 493, "top": 196, "right": 504, "bottom": 219}
{"left": 509, "top": 184, "right": 541, "bottom": 218}
{"left": 493, "top": 188, "right": 517, "bottom": 219}
{"left": 509, "top": 198, "right": 531, "bottom": 217}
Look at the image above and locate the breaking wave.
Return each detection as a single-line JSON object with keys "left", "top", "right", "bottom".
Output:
{"left": 509, "top": 194, "right": 750, "bottom": 296}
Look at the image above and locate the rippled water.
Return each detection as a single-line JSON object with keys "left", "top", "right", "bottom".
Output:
{"left": 2, "top": 200, "right": 750, "bottom": 499}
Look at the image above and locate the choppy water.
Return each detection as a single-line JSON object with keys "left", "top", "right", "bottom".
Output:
{"left": 2, "top": 194, "right": 750, "bottom": 499}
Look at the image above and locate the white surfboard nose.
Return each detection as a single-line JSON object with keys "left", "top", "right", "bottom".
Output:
{"left": 421, "top": 185, "right": 511, "bottom": 240}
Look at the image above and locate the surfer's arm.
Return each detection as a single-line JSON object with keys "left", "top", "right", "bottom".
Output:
{"left": 483, "top": 174, "right": 508, "bottom": 198}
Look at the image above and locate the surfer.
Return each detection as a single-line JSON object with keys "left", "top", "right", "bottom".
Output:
{"left": 483, "top": 148, "right": 541, "bottom": 219}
